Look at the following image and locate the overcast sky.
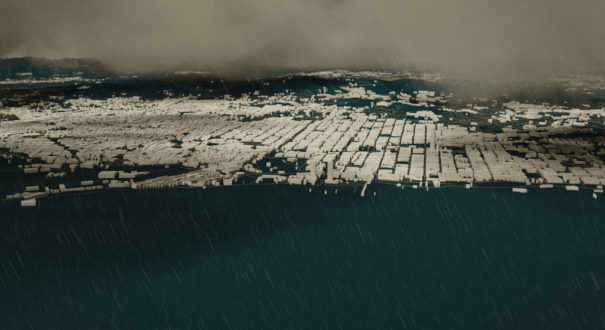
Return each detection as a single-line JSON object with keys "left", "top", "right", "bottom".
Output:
{"left": 1, "top": 0, "right": 605, "bottom": 79}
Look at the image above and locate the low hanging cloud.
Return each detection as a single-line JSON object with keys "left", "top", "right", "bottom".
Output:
{"left": 1, "top": 0, "right": 605, "bottom": 79}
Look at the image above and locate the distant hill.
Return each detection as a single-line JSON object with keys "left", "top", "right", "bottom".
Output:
{"left": 0, "top": 57, "right": 110, "bottom": 79}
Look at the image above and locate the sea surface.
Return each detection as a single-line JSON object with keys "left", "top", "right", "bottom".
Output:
{"left": 1, "top": 186, "right": 604, "bottom": 329}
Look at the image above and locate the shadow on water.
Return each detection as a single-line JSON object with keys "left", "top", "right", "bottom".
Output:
{"left": 0, "top": 185, "right": 367, "bottom": 286}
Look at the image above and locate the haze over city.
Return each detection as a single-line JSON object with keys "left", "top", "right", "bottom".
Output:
{"left": 2, "top": 0, "right": 605, "bottom": 79}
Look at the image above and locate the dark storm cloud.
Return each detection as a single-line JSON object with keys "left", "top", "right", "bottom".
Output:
{"left": 1, "top": 0, "right": 605, "bottom": 79}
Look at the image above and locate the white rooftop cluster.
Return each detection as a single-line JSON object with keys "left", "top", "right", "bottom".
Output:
{"left": 2, "top": 81, "right": 605, "bottom": 205}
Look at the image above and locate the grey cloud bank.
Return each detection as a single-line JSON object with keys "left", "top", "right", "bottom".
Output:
{"left": 1, "top": 0, "right": 605, "bottom": 79}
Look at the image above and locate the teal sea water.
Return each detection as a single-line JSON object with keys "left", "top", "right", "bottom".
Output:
{"left": 1, "top": 186, "right": 604, "bottom": 329}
